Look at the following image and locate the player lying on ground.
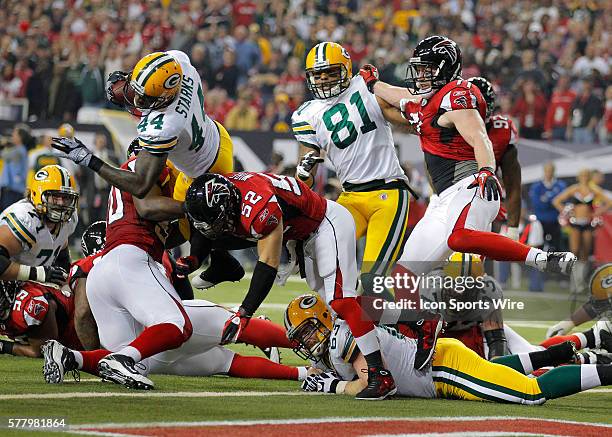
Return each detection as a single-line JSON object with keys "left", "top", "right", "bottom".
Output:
{"left": 289, "top": 294, "right": 612, "bottom": 403}
{"left": 52, "top": 50, "right": 243, "bottom": 290}
{"left": 0, "top": 165, "right": 78, "bottom": 288}
{"left": 358, "top": 36, "right": 576, "bottom": 283}
{"left": 0, "top": 280, "right": 82, "bottom": 358}
{"left": 182, "top": 172, "right": 436, "bottom": 400}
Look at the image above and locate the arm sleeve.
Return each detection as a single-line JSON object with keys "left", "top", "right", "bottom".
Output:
{"left": 1, "top": 211, "right": 37, "bottom": 250}
{"left": 249, "top": 197, "right": 283, "bottom": 239}
{"left": 291, "top": 111, "right": 320, "bottom": 151}
{"left": 439, "top": 87, "right": 482, "bottom": 112}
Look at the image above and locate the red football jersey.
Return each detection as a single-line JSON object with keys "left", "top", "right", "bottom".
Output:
{"left": 487, "top": 115, "right": 518, "bottom": 167}
{"left": 0, "top": 282, "right": 82, "bottom": 350}
{"left": 402, "top": 79, "right": 487, "bottom": 194}
{"left": 104, "top": 158, "right": 174, "bottom": 263}
{"left": 226, "top": 172, "right": 327, "bottom": 241}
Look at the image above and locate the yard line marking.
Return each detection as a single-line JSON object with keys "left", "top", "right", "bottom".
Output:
{"left": 0, "top": 391, "right": 320, "bottom": 400}
{"left": 70, "top": 416, "right": 612, "bottom": 430}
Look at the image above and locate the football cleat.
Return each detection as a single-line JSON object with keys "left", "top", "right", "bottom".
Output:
{"left": 42, "top": 340, "right": 80, "bottom": 384}
{"left": 593, "top": 320, "right": 612, "bottom": 352}
{"left": 355, "top": 367, "right": 397, "bottom": 400}
{"left": 414, "top": 314, "right": 444, "bottom": 371}
{"left": 546, "top": 340, "right": 579, "bottom": 366}
{"left": 191, "top": 250, "right": 245, "bottom": 289}
{"left": 537, "top": 252, "right": 576, "bottom": 275}
{"left": 98, "top": 354, "right": 154, "bottom": 390}
{"left": 578, "top": 350, "right": 612, "bottom": 365}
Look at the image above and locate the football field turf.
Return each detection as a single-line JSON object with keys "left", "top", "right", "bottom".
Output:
{"left": 0, "top": 278, "right": 610, "bottom": 436}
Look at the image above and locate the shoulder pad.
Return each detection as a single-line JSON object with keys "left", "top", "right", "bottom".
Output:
{"left": 1, "top": 203, "right": 39, "bottom": 249}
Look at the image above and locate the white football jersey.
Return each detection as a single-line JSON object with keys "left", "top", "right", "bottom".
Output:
{"left": 0, "top": 199, "right": 77, "bottom": 266}
{"left": 419, "top": 270, "right": 504, "bottom": 330}
{"left": 327, "top": 319, "right": 435, "bottom": 398}
{"left": 292, "top": 76, "right": 406, "bottom": 186}
{"left": 137, "top": 50, "right": 220, "bottom": 178}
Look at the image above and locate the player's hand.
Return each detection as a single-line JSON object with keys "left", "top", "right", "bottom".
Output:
{"left": 301, "top": 372, "right": 342, "bottom": 393}
{"left": 220, "top": 307, "right": 251, "bottom": 345}
{"left": 546, "top": 320, "right": 575, "bottom": 339}
{"left": 296, "top": 151, "right": 324, "bottom": 181}
{"left": 106, "top": 70, "right": 130, "bottom": 105}
{"left": 359, "top": 64, "right": 379, "bottom": 93}
{"left": 175, "top": 256, "right": 200, "bottom": 279}
{"left": 40, "top": 266, "right": 68, "bottom": 286}
{"left": 468, "top": 167, "right": 501, "bottom": 201}
{"left": 51, "top": 137, "right": 95, "bottom": 168}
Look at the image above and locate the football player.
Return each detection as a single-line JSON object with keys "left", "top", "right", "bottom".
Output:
{"left": 183, "top": 172, "right": 408, "bottom": 400}
{"left": 0, "top": 165, "right": 78, "bottom": 287}
{"left": 290, "top": 294, "right": 612, "bottom": 403}
{"left": 292, "top": 42, "right": 416, "bottom": 300}
{"left": 51, "top": 50, "right": 243, "bottom": 290}
{"left": 0, "top": 280, "right": 82, "bottom": 358}
{"left": 359, "top": 36, "right": 576, "bottom": 280}
{"left": 467, "top": 77, "right": 522, "bottom": 240}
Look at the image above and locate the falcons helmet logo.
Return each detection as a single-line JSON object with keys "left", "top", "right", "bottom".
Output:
{"left": 432, "top": 39, "right": 458, "bottom": 65}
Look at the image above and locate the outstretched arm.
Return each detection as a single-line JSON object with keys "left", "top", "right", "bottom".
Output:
{"left": 372, "top": 81, "right": 417, "bottom": 108}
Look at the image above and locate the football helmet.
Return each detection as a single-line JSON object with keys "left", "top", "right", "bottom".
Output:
{"left": 405, "top": 35, "right": 462, "bottom": 95}
{"left": 184, "top": 174, "right": 241, "bottom": 239}
{"left": 29, "top": 165, "right": 79, "bottom": 223}
{"left": 284, "top": 294, "right": 334, "bottom": 362}
{"left": 444, "top": 252, "right": 485, "bottom": 278}
{"left": 81, "top": 221, "right": 107, "bottom": 257}
{"left": 57, "top": 123, "right": 75, "bottom": 138}
{"left": 0, "top": 281, "right": 20, "bottom": 322}
{"left": 468, "top": 76, "right": 496, "bottom": 121}
{"left": 305, "top": 42, "right": 352, "bottom": 99}
{"left": 129, "top": 52, "right": 182, "bottom": 110}
{"left": 589, "top": 263, "right": 612, "bottom": 314}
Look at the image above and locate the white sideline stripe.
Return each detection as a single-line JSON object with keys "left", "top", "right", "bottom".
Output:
{"left": 367, "top": 433, "right": 567, "bottom": 437}
{"left": 70, "top": 416, "right": 612, "bottom": 430}
{"left": 0, "top": 391, "right": 319, "bottom": 400}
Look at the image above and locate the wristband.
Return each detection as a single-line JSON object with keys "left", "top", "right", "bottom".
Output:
{"left": 0, "top": 340, "right": 14, "bottom": 355}
{"left": 16, "top": 265, "right": 35, "bottom": 281}
{"left": 336, "top": 380, "right": 348, "bottom": 394}
{"left": 88, "top": 155, "right": 103, "bottom": 172}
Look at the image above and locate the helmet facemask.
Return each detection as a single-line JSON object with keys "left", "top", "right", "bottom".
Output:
{"left": 306, "top": 64, "right": 350, "bottom": 99}
{"left": 287, "top": 318, "right": 332, "bottom": 362}
{"left": 42, "top": 189, "right": 79, "bottom": 223}
{"left": 405, "top": 59, "right": 449, "bottom": 95}
{"left": 186, "top": 178, "right": 240, "bottom": 240}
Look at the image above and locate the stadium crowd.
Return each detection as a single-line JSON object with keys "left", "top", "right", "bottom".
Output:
{"left": 0, "top": 0, "right": 609, "bottom": 142}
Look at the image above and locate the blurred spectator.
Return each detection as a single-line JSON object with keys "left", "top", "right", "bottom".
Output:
{"left": 224, "top": 90, "right": 259, "bottom": 130}
{"left": 0, "top": 125, "right": 30, "bottom": 211}
{"left": 213, "top": 48, "right": 240, "bottom": 99}
{"left": 519, "top": 211, "right": 545, "bottom": 292}
{"left": 512, "top": 79, "right": 548, "bottom": 139}
{"left": 205, "top": 88, "right": 235, "bottom": 124}
{"left": 604, "top": 85, "right": 612, "bottom": 144}
{"left": 528, "top": 162, "right": 566, "bottom": 251}
{"left": 572, "top": 44, "right": 609, "bottom": 79}
{"left": 568, "top": 79, "right": 603, "bottom": 145}
{"left": 543, "top": 75, "right": 576, "bottom": 140}
{"left": 250, "top": 50, "right": 283, "bottom": 101}
{"left": 0, "top": 63, "right": 23, "bottom": 98}
{"left": 232, "top": 25, "right": 261, "bottom": 83}
{"left": 90, "top": 133, "right": 116, "bottom": 223}
{"left": 79, "top": 51, "right": 105, "bottom": 108}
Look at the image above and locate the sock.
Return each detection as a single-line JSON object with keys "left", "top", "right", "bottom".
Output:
{"left": 364, "top": 350, "right": 384, "bottom": 369}
{"left": 447, "top": 229, "right": 531, "bottom": 262}
{"left": 115, "top": 346, "right": 142, "bottom": 362}
{"left": 228, "top": 354, "right": 299, "bottom": 380}
{"left": 127, "top": 323, "right": 189, "bottom": 361}
{"left": 596, "top": 364, "right": 612, "bottom": 385}
{"left": 536, "top": 365, "right": 584, "bottom": 399}
{"left": 238, "top": 317, "right": 293, "bottom": 349}
{"left": 491, "top": 354, "right": 528, "bottom": 374}
{"left": 331, "top": 297, "right": 380, "bottom": 358}
{"left": 79, "top": 349, "right": 111, "bottom": 375}
{"left": 72, "top": 350, "right": 84, "bottom": 368}
{"left": 540, "top": 333, "right": 587, "bottom": 350}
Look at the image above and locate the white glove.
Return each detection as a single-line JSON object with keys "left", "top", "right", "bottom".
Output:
{"left": 546, "top": 320, "right": 575, "bottom": 339}
{"left": 276, "top": 240, "right": 298, "bottom": 286}
{"left": 301, "top": 372, "right": 344, "bottom": 393}
{"left": 51, "top": 137, "right": 96, "bottom": 168}
{"left": 296, "top": 151, "right": 324, "bottom": 181}
{"left": 505, "top": 227, "right": 520, "bottom": 241}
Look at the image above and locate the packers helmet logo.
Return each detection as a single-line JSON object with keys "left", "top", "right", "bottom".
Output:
{"left": 590, "top": 263, "right": 612, "bottom": 300}
{"left": 34, "top": 170, "right": 49, "bottom": 181}
{"left": 299, "top": 295, "right": 318, "bottom": 309}
{"left": 163, "top": 73, "right": 181, "bottom": 90}
{"left": 341, "top": 47, "right": 350, "bottom": 59}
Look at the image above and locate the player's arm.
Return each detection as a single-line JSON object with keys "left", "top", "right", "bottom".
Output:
{"left": 295, "top": 143, "right": 323, "bottom": 187}
{"left": 0, "top": 227, "right": 65, "bottom": 285}
{"left": 482, "top": 315, "right": 508, "bottom": 360}
{"left": 51, "top": 136, "right": 167, "bottom": 199}
{"left": 301, "top": 352, "right": 368, "bottom": 395}
{"left": 500, "top": 145, "right": 522, "bottom": 230}
{"left": 441, "top": 109, "right": 496, "bottom": 170}
{"left": 371, "top": 81, "right": 417, "bottom": 108}
{"left": 375, "top": 96, "right": 418, "bottom": 134}
{"left": 552, "top": 185, "right": 577, "bottom": 212}
{"left": 73, "top": 277, "right": 100, "bottom": 350}
{"left": 132, "top": 178, "right": 185, "bottom": 221}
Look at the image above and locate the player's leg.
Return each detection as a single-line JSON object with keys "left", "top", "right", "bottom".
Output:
{"left": 503, "top": 324, "right": 542, "bottom": 354}
{"left": 445, "top": 177, "right": 575, "bottom": 274}
{"left": 491, "top": 341, "right": 576, "bottom": 374}
{"left": 311, "top": 199, "right": 396, "bottom": 400}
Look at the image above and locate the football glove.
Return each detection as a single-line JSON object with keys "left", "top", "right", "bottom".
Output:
{"left": 106, "top": 70, "right": 130, "bottom": 106}
{"left": 175, "top": 256, "right": 200, "bottom": 279}
{"left": 468, "top": 167, "right": 501, "bottom": 201}
{"left": 359, "top": 64, "right": 379, "bottom": 93}
{"left": 296, "top": 151, "right": 324, "bottom": 181}
{"left": 546, "top": 320, "right": 575, "bottom": 339}
{"left": 51, "top": 137, "right": 97, "bottom": 169}
{"left": 20, "top": 265, "right": 68, "bottom": 286}
{"left": 301, "top": 372, "right": 342, "bottom": 393}
{"left": 220, "top": 307, "right": 251, "bottom": 345}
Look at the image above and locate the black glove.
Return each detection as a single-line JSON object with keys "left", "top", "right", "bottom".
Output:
{"left": 220, "top": 307, "right": 251, "bottom": 345}
{"left": 296, "top": 151, "right": 324, "bottom": 181}
{"left": 468, "top": 167, "right": 501, "bottom": 201}
{"left": 51, "top": 137, "right": 101, "bottom": 170}
{"left": 42, "top": 266, "right": 68, "bottom": 285}
{"left": 175, "top": 256, "right": 200, "bottom": 279}
{"left": 301, "top": 372, "right": 342, "bottom": 393}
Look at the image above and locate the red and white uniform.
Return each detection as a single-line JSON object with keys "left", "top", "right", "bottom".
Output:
{"left": 0, "top": 282, "right": 82, "bottom": 350}
{"left": 227, "top": 172, "right": 357, "bottom": 305}
{"left": 85, "top": 160, "right": 191, "bottom": 354}
{"left": 397, "top": 80, "right": 501, "bottom": 275}
{"left": 488, "top": 115, "right": 518, "bottom": 168}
